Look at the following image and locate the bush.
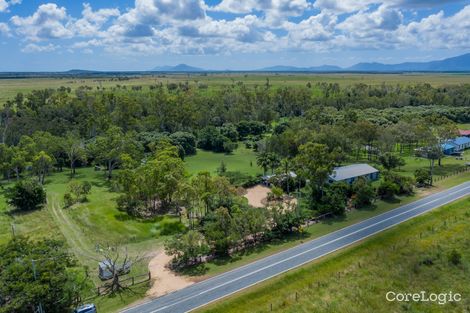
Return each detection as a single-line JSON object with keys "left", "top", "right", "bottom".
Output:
{"left": 377, "top": 180, "right": 399, "bottom": 199}
{"left": 385, "top": 172, "right": 414, "bottom": 195}
{"left": 6, "top": 179, "right": 46, "bottom": 211}
{"left": 269, "top": 186, "right": 284, "bottom": 201}
{"left": 63, "top": 193, "right": 74, "bottom": 208}
{"left": 415, "top": 168, "right": 432, "bottom": 187}
{"left": 352, "top": 178, "right": 375, "bottom": 208}
{"left": 448, "top": 249, "right": 462, "bottom": 265}
{"left": 65, "top": 181, "right": 92, "bottom": 206}
{"left": 159, "top": 220, "right": 187, "bottom": 236}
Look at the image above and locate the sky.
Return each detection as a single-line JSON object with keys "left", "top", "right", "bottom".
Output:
{"left": 0, "top": 0, "right": 469, "bottom": 71}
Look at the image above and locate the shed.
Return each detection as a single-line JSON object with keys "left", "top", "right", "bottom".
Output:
{"left": 329, "top": 164, "right": 379, "bottom": 184}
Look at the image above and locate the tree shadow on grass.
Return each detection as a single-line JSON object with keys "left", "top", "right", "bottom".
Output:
{"left": 114, "top": 213, "right": 163, "bottom": 224}
{"left": 177, "top": 263, "right": 209, "bottom": 276}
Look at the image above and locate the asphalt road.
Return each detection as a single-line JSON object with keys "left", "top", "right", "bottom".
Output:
{"left": 122, "top": 181, "right": 470, "bottom": 313}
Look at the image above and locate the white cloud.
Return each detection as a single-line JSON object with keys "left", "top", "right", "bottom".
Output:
{"left": 212, "top": 0, "right": 310, "bottom": 25}
{"left": 3, "top": 0, "right": 470, "bottom": 57}
{"left": 10, "top": 3, "right": 73, "bottom": 41}
{"left": 73, "top": 3, "right": 120, "bottom": 37}
{"left": 285, "top": 12, "right": 337, "bottom": 43}
{"left": 0, "top": 0, "right": 21, "bottom": 13}
{"left": 313, "top": 0, "right": 377, "bottom": 13}
{"left": 401, "top": 5, "right": 470, "bottom": 49}
{"left": 21, "top": 43, "right": 58, "bottom": 53}
{"left": 0, "top": 22, "right": 10, "bottom": 36}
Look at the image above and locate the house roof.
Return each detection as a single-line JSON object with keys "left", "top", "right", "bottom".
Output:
{"left": 453, "top": 136, "right": 470, "bottom": 145}
{"left": 442, "top": 142, "right": 457, "bottom": 150}
{"left": 459, "top": 130, "right": 470, "bottom": 136}
{"left": 330, "top": 164, "right": 379, "bottom": 181}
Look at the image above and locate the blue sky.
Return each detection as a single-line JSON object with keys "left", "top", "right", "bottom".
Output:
{"left": 0, "top": 0, "right": 469, "bottom": 71}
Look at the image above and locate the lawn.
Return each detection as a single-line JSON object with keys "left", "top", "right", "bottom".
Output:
{"left": 198, "top": 196, "right": 470, "bottom": 313}
{"left": 185, "top": 146, "right": 262, "bottom": 176}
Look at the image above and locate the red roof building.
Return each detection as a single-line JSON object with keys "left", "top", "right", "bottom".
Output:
{"left": 459, "top": 130, "right": 470, "bottom": 137}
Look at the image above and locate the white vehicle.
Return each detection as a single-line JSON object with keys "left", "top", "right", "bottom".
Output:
{"left": 74, "top": 304, "right": 97, "bottom": 313}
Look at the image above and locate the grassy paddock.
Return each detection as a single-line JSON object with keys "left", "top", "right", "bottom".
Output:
{"left": 2, "top": 73, "right": 470, "bottom": 104}
{"left": 199, "top": 196, "right": 470, "bottom": 313}
{"left": 184, "top": 146, "right": 262, "bottom": 176}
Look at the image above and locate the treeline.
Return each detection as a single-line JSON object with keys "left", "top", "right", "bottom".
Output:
{"left": 1, "top": 82, "right": 469, "bottom": 145}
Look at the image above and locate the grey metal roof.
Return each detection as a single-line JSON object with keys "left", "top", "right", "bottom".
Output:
{"left": 330, "top": 164, "right": 379, "bottom": 181}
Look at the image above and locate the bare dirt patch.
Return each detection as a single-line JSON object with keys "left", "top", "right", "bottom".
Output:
{"left": 244, "top": 185, "right": 271, "bottom": 207}
{"left": 146, "top": 249, "right": 195, "bottom": 298}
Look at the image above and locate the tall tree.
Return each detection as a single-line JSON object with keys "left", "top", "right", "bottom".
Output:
{"left": 89, "top": 126, "right": 143, "bottom": 179}
{"left": 294, "top": 143, "right": 335, "bottom": 204}
{"left": 62, "top": 131, "right": 86, "bottom": 177}
{"left": 32, "top": 151, "right": 53, "bottom": 184}
{"left": 0, "top": 237, "right": 83, "bottom": 313}
{"left": 256, "top": 152, "right": 270, "bottom": 176}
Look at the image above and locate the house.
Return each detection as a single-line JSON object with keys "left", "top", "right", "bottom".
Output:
{"left": 441, "top": 142, "right": 457, "bottom": 155}
{"left": 442, "top": 136, "right": 470, "bottom": 155}
{"left": 453, "top": 136, "right": 470, "bottom": 151}
{"left": 329, "top": 164, "right": 379, "bottom": 184}
{"left": 458, "top": 130, "right": 470, "bottom": 137}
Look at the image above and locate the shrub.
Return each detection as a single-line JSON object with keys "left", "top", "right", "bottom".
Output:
{"left": 377, "top": 180, "right": 399, "bottom": 199}
{"left": 448, "top": 249, "right": 462, "bottom": 265}
{"left": 415, "top": 168, "right": 432, "bottom": 187}
{"left": 6, "top": 179, "right": 46, "bottom": 211}
{"left": 159, "top": 220, "right": 187, "bottom": 236}
{"left": 63, "top": 193, "right": 74, "bottom": 208}
{"left": 352, "top": 178, "right": 375, "bottom": 208}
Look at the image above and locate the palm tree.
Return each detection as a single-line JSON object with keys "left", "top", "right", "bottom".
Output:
{"left": 256, "top": 152, "right": 270, "bottom": 176}
{"left": 280, "top": 158, "right": 291, "bottom": 194}
{"left": 268, "top": 153, "right": 280, "bottom": 174}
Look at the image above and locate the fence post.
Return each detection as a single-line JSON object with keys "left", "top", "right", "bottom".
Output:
{"left": 148, "top": 271, "right": 152, "bottom": 280}
{"left": 132, "top": 277, "right": 135, "bottom": 285}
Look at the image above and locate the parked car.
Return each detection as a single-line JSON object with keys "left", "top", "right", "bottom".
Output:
{"left": 74, "top": 304, "right": 97, "bottom": 313}
{"left": 98, "top": 259, "right": 131, "bottom": 280}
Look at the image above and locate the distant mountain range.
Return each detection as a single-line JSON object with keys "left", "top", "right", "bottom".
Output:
{"left": 1, "top": 53, "right": 469, "bottom": 77}
{"left": 151, "top": 53, "right": 470, "bottom": 73}
{"left": 258, "top": 53, "right": 470, "bottom": 72}
{"left": 152, "top": 64, "right": 204, "bottom": 72}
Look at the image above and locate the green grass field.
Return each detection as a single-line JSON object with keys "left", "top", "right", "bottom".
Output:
{"left": 2, "top": 73, "right": 470, "bottom": 104}
{"left": 185, "top": 146, "right": 262, "bottom": 176}
{"left": 198, "top": 196, "right": 470, "bottom": 313}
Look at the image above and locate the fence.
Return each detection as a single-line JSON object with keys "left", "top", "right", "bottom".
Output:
{"left": 433, "top": 164, "right": 470, "bottom": 182}
{"left": 95, "top": 272, "right": 152, "bottom": 296}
